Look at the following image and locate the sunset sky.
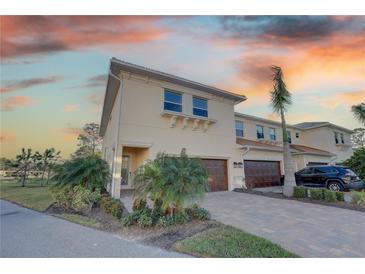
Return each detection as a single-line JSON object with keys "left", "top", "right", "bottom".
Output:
{"left": 1, "top": 16, "right": 364, "bottom": 159}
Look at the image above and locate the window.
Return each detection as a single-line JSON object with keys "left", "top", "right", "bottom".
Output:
{"left": 334, "top": 132, "right": 339, "bottom": 144}
{"left": 314, "top": 166, "right": 338, "bottom": 174}
{"left": 340, "top": 133, "right": 345, "bottom": 144}
{"left": 256, "top": 125, "right": 264, "bottom": 139}
{"left": 287, "top": 131, "right": 292, "bottom": 143}
{"left": 269, "top": 128, "right": 276, "bottom": 141}
{"left": 164, "top": 90, "right": 182, "bottom": 112}
{"left": 299, "top": 167, "right": 312, "bottom": 175}
{"left": 296, "top": 132, "right": 300, "bottom": 138}
{"left": 235, "top": 121, "right": 244, "bottom": 137}
{"left": 192, "top": 97, "right": 208, "bottom": 117}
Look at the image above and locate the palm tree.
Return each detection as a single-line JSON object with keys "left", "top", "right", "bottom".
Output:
{"left": 352, "top": 103, "right": 365, "bottom": 126}
{"left": 270, "top": 66, "right": 296, "bottom": 197}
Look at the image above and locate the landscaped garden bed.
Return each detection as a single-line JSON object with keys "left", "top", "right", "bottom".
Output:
{"left": 235, "top": 187, "right": 365, "bottom": 212}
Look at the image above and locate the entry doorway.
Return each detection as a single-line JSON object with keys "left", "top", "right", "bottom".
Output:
{"left": 121, "top": 155, "right": 131, "bottom": 185}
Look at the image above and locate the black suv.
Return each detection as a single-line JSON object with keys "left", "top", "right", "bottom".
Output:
{"left": 295, "top": 165, "right": 364, "bottom": 191}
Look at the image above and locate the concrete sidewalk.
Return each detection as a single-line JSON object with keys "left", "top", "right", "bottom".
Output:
{"left": 0, "top": 200, "right": 189, "bottom": 258}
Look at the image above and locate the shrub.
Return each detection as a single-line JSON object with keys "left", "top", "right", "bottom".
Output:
{"left": 158, "top": 215, "right": 175, "bottom": 228}
{"left": 52, "top": 153, "right": 110, "bottom": 190}
{"left": 323, "top": 189, "right": 337, "bottom": 203}
{"left": 121, "top": 213, "right": 135, "bottom": 227}
{"left": 309, "top": 188, "right": 323, "bottom": 200}
{"left": 72, "top": 185, "right": 101, "bottom": 213}
{"left": 351, "top": 191, "right": 365, "bottom": 206}
{"left": 293, "top": 186, "right": 307, "bottom": 198}
{"left": 151, "top": 199, "right": 163, "bottom": 222}
{"left": 52, "top": 186, "right": 74, "bottom": 210}
{"left": 52, "top": 185, "right": 101, "bottom": 213}
{"left": 133, "top": 149, "right": 209, "bottom": 213}
{"left": 137, "top": 210, "right": 154, "bottom": 228}
{"left": 336, "top": 191, "right": 345, "bottom": 201}
{"left": 132, "top": 199, "right": 147, "bottom": 211}
{"left": 188, "top": 204, "right": 211, "bottom": 220}
{"left": 100, "top": 194, "right": 123, "bottom": 219}
{"left": 173, "top": 210, "right": 190, "bottom": 224}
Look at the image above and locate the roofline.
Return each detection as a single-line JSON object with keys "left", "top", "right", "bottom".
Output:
{"left": 234, "top": 112, "right": 303, "bottom": 130}
{"left": 111, "top": 57, "right": 247, "bottom": 103}
{"left": 294, "top": 122, "right": 354, "bottom": 134}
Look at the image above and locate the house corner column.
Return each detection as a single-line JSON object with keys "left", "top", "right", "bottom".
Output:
{"left": 112, "top": 145, "right": 123, "bottom": 198}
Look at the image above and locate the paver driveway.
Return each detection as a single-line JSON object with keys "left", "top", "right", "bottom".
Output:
{"left": 0, "top": 200, "right": 188, "bottom": 258}
{"left": 203, "top": 192, "right": 365, "bottom": 258}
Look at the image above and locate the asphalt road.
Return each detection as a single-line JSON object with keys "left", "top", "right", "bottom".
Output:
{"left": 0, "top": 200, "right": 188, "bottom": 258}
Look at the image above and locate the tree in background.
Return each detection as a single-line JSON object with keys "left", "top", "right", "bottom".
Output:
{"left": 342, "top": 147, "right": 365, "bottom": 180}
{"left": 73, "top": 123, "right": 102, "bottom": 158}
{"left": 269, "top": 66, "right": 296, "bottom": 197}
{"left": 351, "top": 128, "right": 365, "bottom": 150}
{"left": 352, "top": 103, "right": 365, "bottom": 126}
{"left": 14, "top": 148, "right": 34, "bottom": 187}
{"left": 38, "top": 148, "right": 61, "bottom": 186}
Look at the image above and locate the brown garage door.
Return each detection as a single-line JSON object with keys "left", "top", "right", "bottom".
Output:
{"left": 244, "top": 160, "right": 281, "bottom": 188}
{"left": 202, "top": 159, "right": 228, "bottom": 192}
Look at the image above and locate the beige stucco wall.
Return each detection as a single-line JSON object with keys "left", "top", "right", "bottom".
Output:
{"left": 102, "top": 72, "right": 244, "bottom": 196}
{"left": 300, "top": 127, "right": 353, "bottom": 162}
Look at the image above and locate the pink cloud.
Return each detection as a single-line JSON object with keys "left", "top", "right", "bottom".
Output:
{"left": 1, "top": 16, "right": 168, "bottom": 59}
{"left": 0, "top": 131, "right": 15, "bottom": 143}
{"left": 63, "top": 104, "right": 78, "bottom": 113}
{"left": 0, "top": 96, "right": 36, "bottom": 111}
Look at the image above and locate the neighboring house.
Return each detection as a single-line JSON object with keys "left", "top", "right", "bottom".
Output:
{"left": 234, "top": 114, "right": 353, "bottom": 188}
{"left": 100, "top": 58, "right": 354, "bottom": 197}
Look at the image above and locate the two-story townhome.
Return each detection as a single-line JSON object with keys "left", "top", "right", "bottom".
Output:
{"left": 234, "top": 114, "right": 353, "bottom": 188}
{"left": 100, "top": 58, "right": 246, "bottom": 198}
{"left": 100, "top": 58, "right": 354, "bottom": 198}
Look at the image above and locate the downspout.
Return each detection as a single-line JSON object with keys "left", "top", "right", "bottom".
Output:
{"left": 241, "top": 146, "right": 250, "bottom": 189}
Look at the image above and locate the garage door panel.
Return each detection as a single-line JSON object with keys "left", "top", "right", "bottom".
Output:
{"left": 202, "top": 159, "right": 228, "bottom": 192}
{"left": 244, "top": 160, "right": 281, "bottom": 188}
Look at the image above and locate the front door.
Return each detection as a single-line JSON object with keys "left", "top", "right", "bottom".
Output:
{"left": 121, "top": 155, "right": 130, "bottom": 186}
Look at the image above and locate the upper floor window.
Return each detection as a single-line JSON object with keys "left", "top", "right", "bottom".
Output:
{"left": 340, "top": 133, "right": 345, "bottom": 144}
{"left": 269, "top": 128, "right": 276, "bottom": 141}
{"left": 287, "top": 131, "right": 292, "bottom": 143}
{"left": 235, "top": 121, "right": 244, "bottom": 137}
{"left": 164, "top": 90, "right": 182, "bottom": 112}
{"left": 256, "top": 125, "right": 264, "bottom": 139}
{"left": 296, "top": 132, "right": 300, "bottom": 138}
{"left": 192, "top": 97, "right": 208, "bottom": 117}
{"left": 334, "top": 132, "right": 339, "bottom": 144}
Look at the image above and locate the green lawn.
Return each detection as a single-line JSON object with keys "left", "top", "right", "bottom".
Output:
{"left": 0, "top": 179, "right": 54, "bottom": 211}
{"left": 54, "top": 213, "right": 102, "bottom": 229}
{"left": 173, "top": 225, "right": 298, "bottom": 258}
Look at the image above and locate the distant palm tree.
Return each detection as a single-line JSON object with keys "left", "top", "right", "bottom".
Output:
{"left": 270, "top": 66, "right": 296, "bottom": 197}
{"left": 352, "top": 103, "right": 365, "bottom": 126}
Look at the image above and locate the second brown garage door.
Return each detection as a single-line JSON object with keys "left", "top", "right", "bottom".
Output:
{"left": 244, "top": 160, "right": 282, "bottom": 188}
{"left": 202, "top": 159, "right": 228, "bottom": 192}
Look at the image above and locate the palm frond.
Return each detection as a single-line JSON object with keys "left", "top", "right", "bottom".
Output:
{"left": 270, "top": 65, "right": 292, "bottom": 114}
{"left": 352, "top": 103, "right": 365, "bottom": 125}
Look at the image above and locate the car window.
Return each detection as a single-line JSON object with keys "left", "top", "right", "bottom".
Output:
{"left": 313, "top": 166, "right": 338, "bottom": 174}
{"left": 299, "top": 167, "right": 312, "bottom": 175}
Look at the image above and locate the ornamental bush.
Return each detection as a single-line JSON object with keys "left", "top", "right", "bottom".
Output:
{"left": 323, "top": 189, "right": 337, "bottom": 203}
{"left": 293, "top": 186, "right": 307, "bottom": 198}
{"left": 133, "top": 149, "right": 208, "bottom": 214}
{"left": 335, "top": 191, "right": 345, "bottom": 201}
{"left": 309, "top": 188, "right": 323, "bottom": 200}
{"left": 52, "top": 185, "right": 101, "bottom": 213}
{"left": 100, "top": 194, "right": 124, "bottom": 219}
{"left": 187, "top": 204, "right": 211, "bottom": 220}
{"left": 351, "top": 191, "right": 365, "bottom": 206}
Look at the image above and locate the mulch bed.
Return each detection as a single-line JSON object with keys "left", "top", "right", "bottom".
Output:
{"left": 47, "top": 203, "right": 217, "bottom": 253}
{"left": 234, "top": 188, "right": 365, "bottom": 212}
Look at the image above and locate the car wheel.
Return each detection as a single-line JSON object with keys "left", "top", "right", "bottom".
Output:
{"left": 327, "top": 181, "right": 343, "bottom": 192}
